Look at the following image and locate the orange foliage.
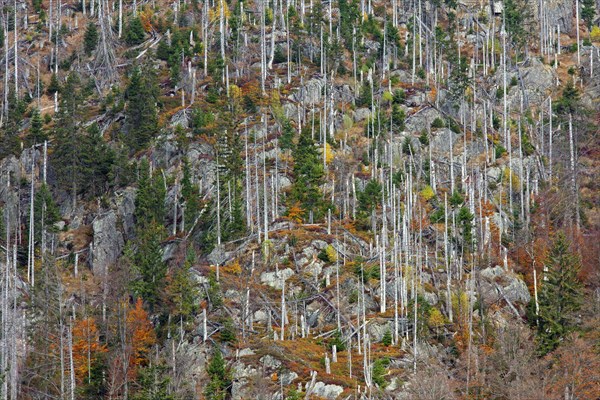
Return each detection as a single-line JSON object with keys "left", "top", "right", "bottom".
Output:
{"left": 222, "top": 260, "right": 242, "bottom": 275}
{"left": 545, "top": 336, "right": 600, "bottom": 399}
{"left": 286, "top": 202, "right": 305, "bottom": 223}
{"left": 126, "top": 298, "right": 156, "bottom": 370}
{"left": 139, "top": 10, "right": 154, "bottom": 32}
{"left": 429, "top": 86, "right": 437, "bottom": 103}
{"left": 71, "top": 317, "right": 107, "bottom": 384}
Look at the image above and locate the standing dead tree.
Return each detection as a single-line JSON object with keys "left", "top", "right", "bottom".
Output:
{"left": 92, "top": 0, "right": 117, "bottom": 90}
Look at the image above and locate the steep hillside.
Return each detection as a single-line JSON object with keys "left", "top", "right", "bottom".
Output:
{"left": 0, "top": 0, "right": 598, "bottom": 398}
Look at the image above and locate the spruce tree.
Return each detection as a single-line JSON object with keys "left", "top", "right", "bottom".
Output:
{"left": 165, "top": 250, "right": 199, "bottom": 326}
{"left": 32, "top": 184, "right": 61, "bottom": 243}
{"left": 27, "top": 108, "right": 47, "bottom": 146}
{"left": 134, "top": 159, "right": 166, "bottom": 228}
{"left": 289, "top": 125, "right": 326, "bottom": 221}
{"left": 84, "top": 22, "right": 98, "bottom": 56}
{"left": 53, "top": 81, "right": 114, "bottom": 200}
{"left": 217, "top": 128, "right": 246, "bottom": 241}
{"left": 536, "top": 233, "right": 584, "bottom": 355}
{"left": 124, "top": 67, "right": 160, "bottom": 152}
{"left": 130, "top": 222, "right": 167, "bottom": 311}
{"left": 204, "top": 348, "right": 231, "bottom": 400}
{"left": 0, "top": 88, "right": 25, "bottom": 157}
{"left": 124, "top": 16, "right": 146, "bottom": 45}
{"left": 131, "top": 363, "right": 175, "bottom": 400}
{"left": 503, "top": 0, "right": 531, "bottom": 54}
{"left": 52, "top": 73, "right": 84, "bottom": 201}
{"left": 47, "top": 73, "right": 60, "bottom": 95}
{"left": 581, "top": 0, "right": 596, "bottom": 30}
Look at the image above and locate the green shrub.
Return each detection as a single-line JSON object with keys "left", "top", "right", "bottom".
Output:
{"left": 431, "top": 117, "right": 445, "bottom": 129}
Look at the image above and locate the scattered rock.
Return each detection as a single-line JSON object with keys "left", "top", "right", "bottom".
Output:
{"left": 310, "top": 381, "right": 344, "bottom": 399}
{"left": 260, "top": 268, "right": 295, "bottom": 290}
{"left": 353, "top": 107, "right": 371, "bottom": 122}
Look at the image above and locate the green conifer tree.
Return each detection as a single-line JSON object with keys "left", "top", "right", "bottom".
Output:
{"left": 166, "top": 249, "right": 199, "bottom": 327}
{"left": 536, "top": 233, "right": 584, "bottom": 355}
{"left": 124, "top": 16, "right": 146, "bottom": 45}
{"left": 289, "top": 125, "right": 326, "bottom": 221}
{"left": 0, "top": 88, "right": 25, "bottom": 157}
{"left": 124, "top": 67, "right": 160, "bottom": 152}
{"left": 47, "top": 73, "right": 60, "bottom": 95}
{"left": 32, "top": 184, "right": 61, "bottom": 243}
{"left": 27, "top": 108, "right": 47, "bottom": 146}
{"left": 204, "top": 348, "right": 231, "bottom": 400}
{"left": 83, "top": 22, "right": 98, "bottom": 56}
{"left": 134, "top": 159, "right": 166, "bottom": 228}
{"left": 131, "top": 363, "right": 175, "bottom": 400}
{"left": 130, "top": 222, "right": 167, "bottom": 311}
{"left": 581, "top": 0, "right": 596, "bottom": 30}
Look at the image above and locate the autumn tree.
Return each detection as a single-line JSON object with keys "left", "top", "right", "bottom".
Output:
{"left": 127, "top": 298, "right": 157, "bottom": 372}
{"left": 72, "top": 317, "right": 108, "bottom": 396}
{"left": 535, "top": 233, "right": 584, "bottom": 355}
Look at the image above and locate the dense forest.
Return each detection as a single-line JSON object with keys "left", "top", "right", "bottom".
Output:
{"left": 0, "top": 0, "right": 598, "bottom": 398}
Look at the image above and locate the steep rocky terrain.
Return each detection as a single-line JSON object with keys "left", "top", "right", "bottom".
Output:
{"left": 0, "top": 0, "right": 598, "bottom": 398}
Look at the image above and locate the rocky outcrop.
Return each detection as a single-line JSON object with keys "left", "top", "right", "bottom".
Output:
{"left": 291, "top": 77, "right": 324, "bottom": 105}
{"left": 309, "top": 382, "right": 344, "bottom": 399}
{"left": 405, "top": 107, "right": 442, "bottom": 134}
{"left": 479, "top": 266, "right": 531, "bottom": 314}
{"left": 260, "top": 268, "right": 295, "bottom": 290}
{"left": 91, "top": 211, "right": 124, "bottom": 275}
{"left": 114, "top": 187, "right": 136, "bottom": 240}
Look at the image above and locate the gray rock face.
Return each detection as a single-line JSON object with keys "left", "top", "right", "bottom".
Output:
{"left": 405, "top": 107, "right": 442, "bottom": 134}
{"left": 520, "top": 58, "right": 555, "bottom": 93}
{"left": 280, "top": 371, "right": 298, "bottom": 385}
{"left": 353, "top": 107, "right": 371, "bottom": 122}
{"left": 487, "top": 167, "right": 502, "bottom": 182}
{"left": 115, "top": 187, "right": 136, "bottom": 239}
{"left": 260, "top": 354, "right": 282, "bottom": 370}
{"left": 496, "top": 58, "right": 556, "bottom": 109}
{"left": 260, "top": 268, "right": 295, "bottom": 290}
{"left": 91, "top": 211, "right": 124, "bottom": 275}
{"left": 186, "top": 142, "right": 217, "bottom": 193}
{"left": 423, "top": 291, "right": 439, "bottom": 306}
{"left": 368, "top": 320, "right": 393, "bottom": 342}
{"left": 231, "top": 361, "right": 259, "bottom": 400}
{"left": 390, "top": 69, "right": 413, "bottom": 83}
{"left": 309, "top": 381, "right": 344, "bottom": 399}
{"left": 333, "top": 84, "right": 355, "bottom": 103}
{"left": 169, "top": 109, "right": 190, "bottom": 129}
{"left": 545, "top": 0, "right": 573, "bottom": 33}
{"left": 430, "top": 128, "right": 458, "bottom": 155}
{"left": 291, "top": 78, "right": 324, "bottom": 105}
{"left": 479, "top": 266, "right": 531, "bottom": 310}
